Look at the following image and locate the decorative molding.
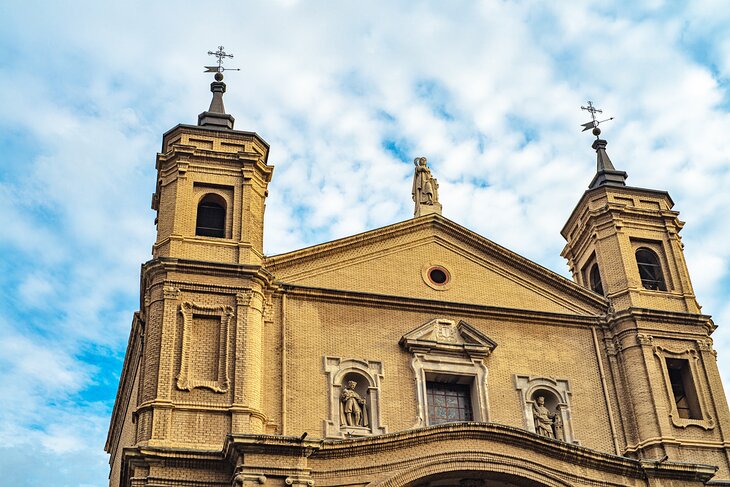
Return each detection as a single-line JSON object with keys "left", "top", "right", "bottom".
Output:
{"left": 696, "top": 339, "right": 713, "bottom": 352}
{"left": 323, "top": 357, "right": 386, "bottom": 439}
{"left": 401, "top": 319, "right": 492, "bottom": 428}
{"left": 514, "top": 375, "right": 578, "bottom": 445}
{"left": 653, "top": 345, "right": 715, "bottom": 430}
{"left": 400, "top": 318, "right": 497, "bottom": 359}
{"left": 162, "top": 285, "right": 181, "bottom": 300}
{"left": 636, "top": 333, "right": 654, "bottom": 347}
{"left": 236, "top": 290, "right": 253, "bottom": 307}
{"left": 263, "top": 295, "right": 275, "bottom": 323}
{"left": 233, "top": 473, "right": 267, "bottom": 486}
{"left": 177, "top": 301, "right": 233, "bottom": 393}
{"left": 285, "top": 477, "right": 313, "bottom": 486}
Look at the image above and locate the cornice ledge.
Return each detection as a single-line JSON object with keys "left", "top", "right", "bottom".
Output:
{"left": 123, "top": 444, "right": 223, "bottom": 463}
{"left": 314, "top": 423, "right": 643, "bottom": 477}
{"left": 223, "top": 434, "right": 323, "bottom": 461}
{"left": 266, "top": 216, "right": 607, "bottom": 312}
{"left": 611, "top": 307, "right": 713, "bottom": 328}
{"left": 640, "top": 459, "right": 717, "bottom": 482}
{"left": 142, "top": 257, "right": 275, "bottom": 283}
{"left": 280, "top": 285, "right": 602, "bottom": 326}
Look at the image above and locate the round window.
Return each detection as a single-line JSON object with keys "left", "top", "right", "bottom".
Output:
{"left": 427, "top": 266, "right": 450, "bottom": 285}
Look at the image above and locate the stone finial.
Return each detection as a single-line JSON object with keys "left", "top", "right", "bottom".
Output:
{"left": 198, "top": 72, "right": 236, "bottom": 130}
{"left": 588, "top": 138, "right": 628, "bottom": 189}
{"left": 412, "top": 157, "right": 442, "bottom": 218}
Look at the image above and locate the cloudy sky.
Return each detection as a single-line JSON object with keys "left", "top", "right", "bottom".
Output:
{"left": 1, "top": 1, "right": 729, "bottom": 485}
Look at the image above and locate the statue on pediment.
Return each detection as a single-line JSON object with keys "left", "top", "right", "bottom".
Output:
{"left": 412, "top": 157, "right": 442, "bottom": 217}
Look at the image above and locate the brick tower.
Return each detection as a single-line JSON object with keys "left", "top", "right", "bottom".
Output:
{"left": 561, "top": 126, "right": 730, "bottom": 465}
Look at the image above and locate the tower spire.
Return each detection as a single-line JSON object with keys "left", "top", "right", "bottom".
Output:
{"left": 198, "top": 46, "right": 238, "bottom": 130}
{"left": 580, "top": 101, "right": 627, "bottom": 189}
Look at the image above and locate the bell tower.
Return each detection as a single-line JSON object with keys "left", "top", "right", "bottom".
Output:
{"left": 151, "top": 66, "right": 273, "bottom": 266}
{"left": 124, "top": 48, "right": 276, "bottom": 469}
{"left": 560, "top": 109, "right": 730, "bottom": 467}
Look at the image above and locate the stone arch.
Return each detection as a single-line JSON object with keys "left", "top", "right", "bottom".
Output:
{"left": 373, "top": 455, "right": 570, "bottom": 487}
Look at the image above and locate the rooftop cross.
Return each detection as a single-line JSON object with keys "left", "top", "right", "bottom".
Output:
{"left": 204, "top": 45, "right": 240, "bottom": 78}
{"left": 580, "top": 100, "right": 614, "bottom": 139}
{"left": 207, "top": 45, "right": 233, "bottom": 72}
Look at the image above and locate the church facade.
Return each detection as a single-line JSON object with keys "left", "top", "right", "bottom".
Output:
{"left": 105, "top": 74, "right": 730, "bottom": 486}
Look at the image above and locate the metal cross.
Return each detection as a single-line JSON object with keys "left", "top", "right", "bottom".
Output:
{"left": 580, "top": 100, "right": 613, "bottom": 134}
{"left": 581, "top": 101, "right": 602, "bottom": 123}
{"left": 206, "top": 45, "right": 234, "bottom": 73}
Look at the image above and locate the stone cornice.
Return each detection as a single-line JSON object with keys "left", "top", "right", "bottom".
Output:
{"left": 609, "top": 307, "right": 715, "bottom": 333}
{"left": 281, "top": 284, "right": 604, "bottom": 328}
{"left": 142, "top": 257, "right": 275, "bottom": 287}
{"left": 222, "top": 423, "right": 717, "bottom": 483}
{"left": 561, "top": 184, "right": 675, "bottom": 239}
{"left": 105, "top": 312, "right": 144, "bottom": 455}
{"left": 161, "top": 123, "right": 270, "bottom": 161}
{"left": 267, "top": 214, "right": 607, "bottom": 311}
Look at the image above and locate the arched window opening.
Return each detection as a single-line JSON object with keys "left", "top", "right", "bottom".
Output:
{"left": 589, "top": 263, "right": 604, "bottom": 296}
{"left": 635, "top": 248, "right": 667, "bottom": 291}
{"left": 195, "top": 194, "right": 226, "bottom": 238}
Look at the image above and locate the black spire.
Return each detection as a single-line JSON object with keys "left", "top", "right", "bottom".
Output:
{"left": 580, "top": 101, "right": 627, "bottom": 189}
{"left": 588, "top": 130, "right": 627, "bottom": 189}
{"left": 198, "top": 72, "right": 235, "bottom": 130}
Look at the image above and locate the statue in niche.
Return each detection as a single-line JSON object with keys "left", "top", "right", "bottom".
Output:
{"left": 412, "top": 157, "right": 439, "bottom": 207}
{"left": 532, "top": 395, "right": 557, "bottom": 439}
{"left": 340, "top": 380, "right": 369, "bottom": 427}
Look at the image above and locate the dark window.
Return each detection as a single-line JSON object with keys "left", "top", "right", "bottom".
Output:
{"left": 589, "top": 263, "right": 604, "bottom": 296}
{"left": 196, "top": 195, "right": 226, "bottom": 238}
{"left": 635, "top": 248, "right": 667, "bottom": 291}
{"left": 428, "top": 268, "right": 448, "bottom": 285}
{"left": 426, "top": 382, "right": 473, "bottom": 425}
{"left": 666, "top": 358, "right": 702, "bottom": 420}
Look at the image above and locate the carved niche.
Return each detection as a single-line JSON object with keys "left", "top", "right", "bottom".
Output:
{"left": 653, "top": 344, "right": 715, "bottom": 430}
{"left": 177, "top": 301, "right": 233, "bottom": 393}
{"left": 514, "top": 375, "right": 578, "bottom": 444}
{"left": 323, "top": 357, "right": 386, "bottom": 438}
{"left": 400, "top": 318, "right": 497, "bottom": 428}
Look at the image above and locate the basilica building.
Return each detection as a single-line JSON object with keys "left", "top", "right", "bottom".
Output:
{"left": 105, "top": 71, "right": 730, "bottom": 486}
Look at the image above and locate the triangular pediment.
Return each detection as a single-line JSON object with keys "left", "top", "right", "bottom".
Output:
{"left": 399, "top": 318, "right": 497, "bottom": 359}
{"left": 266, "top": 214, "right": 606, "bottom": 316}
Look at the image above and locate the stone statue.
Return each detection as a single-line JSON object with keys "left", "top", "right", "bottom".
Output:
{"left": 532, "top": 396, "right": 556, "bottom": 439}
{"left": 340, "top": 380, "right": 369, "bottom": 427}
{"left": 411, "top": 157, "right": 443, "bottom": 217}
{"left": 412, "top": 157, "right": 439, "bottom": 207}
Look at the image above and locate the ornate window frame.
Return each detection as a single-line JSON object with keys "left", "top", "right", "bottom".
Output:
{"left": 323, "top": 357, "right": 386, "bottom": 438}
{"left": 177, "top": 301, "right": 233, "bottom": 393}
{"left": 654, "top": 344, "right": 714, "bottom": 430}
{"left": 514, "top": 375, "right": 578, "bottom": 444}
{"left": 401, "top": 318, "right": 496, "bottom": 428}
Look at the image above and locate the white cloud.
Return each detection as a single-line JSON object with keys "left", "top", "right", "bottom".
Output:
{"left": 1, "top": 1, "right": 730, "bottom": 484}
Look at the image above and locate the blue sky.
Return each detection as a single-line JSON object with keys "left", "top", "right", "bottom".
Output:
{"left": 1, "top": 1, "right": 730, "bottom": 485}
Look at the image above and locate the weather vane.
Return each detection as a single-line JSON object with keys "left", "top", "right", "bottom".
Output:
{"left": 204, "top": 45, "right": 240, "bottom": 79}
{"left": 580, "top": 101, "right": 614, "bottom": 138}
